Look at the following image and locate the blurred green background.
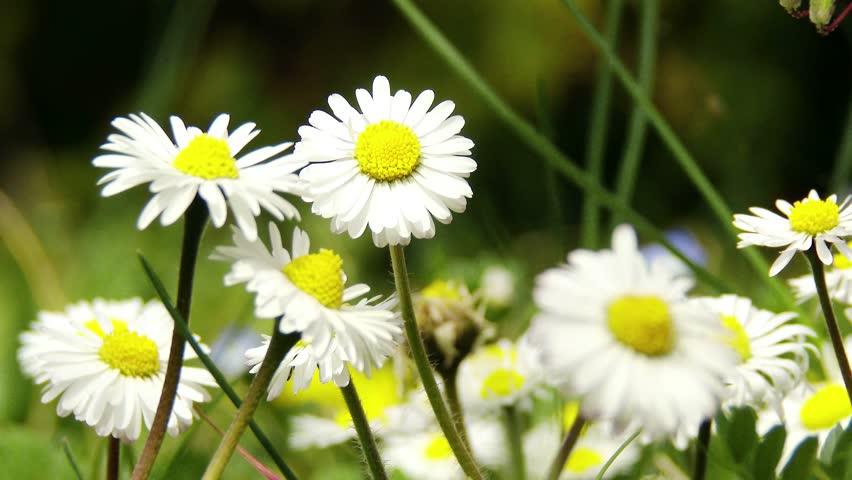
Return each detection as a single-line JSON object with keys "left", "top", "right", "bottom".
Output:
{"left": 1, "top": 0, "right": 852, "bottom": 478}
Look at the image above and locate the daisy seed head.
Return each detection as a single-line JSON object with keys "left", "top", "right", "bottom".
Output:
{"left": 424, "top": 435, "right": 453, "bottom": 460}
{"left": 172, "top": 134, "right": 239, "bottom": 180}
{"left": 720, "top": 314, "right": 752, "bottom": 361}
{"left": 282, "top": 249, "right": 344, "bottom": 309}
{"left": 355, "top": 120, "right": 421, "bottom": 182}
{"left": 87, "top": 320, "right": 160, "bottom": 378}
{"left": 800, "top": 384, "right": 851, "bottom": 431}
{"left": 606, "top": 295, "right": 674, "bottom": 356}
{"left": 789, "top": 197, "right": 839, "bottom": 235}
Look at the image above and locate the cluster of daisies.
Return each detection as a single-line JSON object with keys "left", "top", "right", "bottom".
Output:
{"left": 15, "top": 72, "right": 850, "bottom": 479}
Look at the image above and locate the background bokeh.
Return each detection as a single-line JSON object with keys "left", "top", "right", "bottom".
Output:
{"left": 1, "top": 0, "right": 851, "bottom": 478}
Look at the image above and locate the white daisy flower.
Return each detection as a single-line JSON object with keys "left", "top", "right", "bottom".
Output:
{"left": 789, "top": 245, "right": 852, "bottom": 303}
{"left": 528, "top": 224, "right": 738, "bottom": 441}
{"left": 245, "top": 336, "right": 349, "bottom": 398}
{"left": 691, "top": 295, "right": 814, "bottom": 411}
{"left": 17, "top": 298, "right": 216, "bottom": 442}
{"left": 93, "top": 113, "right": 304, "bottom": 241}
{"left": 212, "top": 222, "right": 402, "bottom": 375}
{"left": 479, "top": 264, "right": 517, "bottom": 308}
{"left": 295, "top": 75, "right": 476, "bottom": 247}
{"left": 733, "top": 189, "right": 852, "bottom": 276}
{"left": 456, "top": 338, "right": 544, "bottom": 413}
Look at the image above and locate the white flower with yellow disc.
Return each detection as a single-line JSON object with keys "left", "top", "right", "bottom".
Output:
{"left": 789, "top": 243, "right": 852, "bottom": 303}
{"left": 456, "top": 338, "right": 544, "bottom": 412}
{"left": 690, "top": 294, "right": 814, "bottom": 411}
{"left": 295, "top": 75, "right": 476, "bottom": 247}
{"left": 733, "top": 190, "right": 852, "bottom": 276}
{"left": 93, "top": 113, "right": 304, "bottom": 241}
{"left": 17, "top": 298, "right": 216, "bottom": 442}
{"left": 528, "top": 224, "right": 738, "bottom": 441}
{"left": 245, "top": 336, "right": 349, "bottom": 398}
{"left": 213, "top": 222, "right": 402, "bottom": 376}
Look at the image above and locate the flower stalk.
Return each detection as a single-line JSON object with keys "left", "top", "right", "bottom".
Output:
{"left": 694, "top": 418, "right": 712, "bottom": 480}
{"left": 805, "top": 248, "right": 852, "bottom": 403}
{"left": 132, "top": 198, "right": 208, "bottom": 480}
{"left": 442, "top": 365, "right": 470, "bottom": 449}
{"left": 388, "top": 244, "right": 485, "bottom": 480}
{"left": 107, "top": 437, "right": 121, "bottom": 480}
{"left": 339, "top": 378, "right": 389, "bottom": 480}
{"left": 202, "top": 325, "right": 299, "bottom": 480}
{"left": 503, "top": 406, "right": 526, "bottom": 480}
{"left": 546, "top": 415, "right": 586, "bottom": 480}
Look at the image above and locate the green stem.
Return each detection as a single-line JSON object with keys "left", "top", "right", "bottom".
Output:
{"left": 503, "top": 406, "right": 526, "bottom": 480}
{"left": 535, "top": 80, "right": 566, "bottom": 248}
{"left": 61, "top": 438, "right": 84, "bottom": 480}
{"left": 138, "top": 254, "right": 298, "bottom": 480}
{"left": 580, "top": 0, "right": 624, "bottom": 248}
{"left": 593, "top": 430, "right": 640, "bottom": 480}
{"left": 388, "top": 245, "right": 485, "bottom": 480}
{"left": 202, "top": 325, "right": 300, "bottom": 480}
{"left": 613, "top": 0, "right": 658, "bottom": 210}
{"left": 340, "top": 379, "right": 389, "bottom": 480}
{"left": 443, "top": 365, "right": 470, "bottom": 449}
{"left": 806, "top": 248, "right": 852, "bottom": 403}
{"left": 388, "top": 0, "right": 731, "bottom": 294}
{"left": 546, "top": 415, "right": 586, "bottom": 480}
{"left": 559, "top": 0, "right": 797, "bottom": 309}
{"left": 107, "top": 437, "right": 121, "bottom": 480}
{"left": 694, "top": 418, "right": 711, "bottom": 480}
{"left": 132, "top": 198, "right": 207, "bottom": 480}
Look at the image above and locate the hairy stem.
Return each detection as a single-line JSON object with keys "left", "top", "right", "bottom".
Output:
{"left": 340, "top": 379, "right": 389, "bottom": 480}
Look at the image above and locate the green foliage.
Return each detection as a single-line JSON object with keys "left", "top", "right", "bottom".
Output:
{"left": 780, "top": 436, "right": 818, "bottom": 480}
{"left": 753, "top": 426, "right": 787, "bottom": 480}
{"left": 0, "top": 427, "right": 72, "bottom": 479}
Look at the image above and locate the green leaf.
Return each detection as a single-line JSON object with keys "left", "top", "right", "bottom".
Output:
{"left": 821, "top": 420, "right": 852, "bottom": 478}
{"left": 719, "top": 407, "right": 759, "bottom": 463}
{"left": 753, "top": 425, "right": 786, "bottom": 480}
{"left": 780, "top": 436, "right": 818, "bottom": 480}
{"left": 819, "top": 424, "right": 844, "bottom": 465}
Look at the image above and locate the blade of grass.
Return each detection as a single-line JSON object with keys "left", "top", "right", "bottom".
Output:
{"left": 388, "top": 0, "right": 731, "bottom": 293}
{"left": 138, "top": 253, "right": 299, "bottom": 480}
{"left": 580, "top": 0, "right": 624, "bottom": 248}
{"left": 594, "top": 430, "right": 640, "bottom": 480}
{"left": 60, "top": 438, "right": 84, "bottom": 480}
{"left": 535, "top": 79, "right": 566, "bottom": 249}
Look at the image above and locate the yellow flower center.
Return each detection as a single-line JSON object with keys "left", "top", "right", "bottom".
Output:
{"left": 480, "top": 368, "right": 525, "bottom": 399}
{"left": 565, "top": 447, "right": 603, "bottom": 473}
{"left": 173, "top": 134, "right": 239, "bottom": 180}
{"left": 354, "top": 120, "right": 421, "bottom": 182}
{"left": 789, "top": 198, "right": 839, "bottom": 236}
{"left": 607, "top": 296, "right": 674, "bottom": 356}
{"left": 424, "top": 434, "right": 453, "bottom": 460}
{"left": 282, "top": 249, "right": 344, "bottom": 309}
{"left": 721, "top": 315, "right": 752, "bottom": 361}
{"left": 421, "top": 280, "right": 461, "bottom": 301}
{"left": 85, "top": 319, "right": 160, "bottom": 378}
{"left": 800, "top": 384, "right": 852, "bottom": 431}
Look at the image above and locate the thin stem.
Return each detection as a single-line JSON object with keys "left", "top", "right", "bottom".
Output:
{"left": 826, "top": 2, "right": 852, "bottom": 34}
{"left": 443, "top": 365, "right": 470, "bottom": 449}
{"left": 340, "top": 378, "right": 389, "bottom": 480}
{"left": 830, "top": 94, "right": 852, "bottom": 193}
{"left": 388, "top": 244, "right": 485, "bottom": 480}
{"left": 694, "top": 418, "right": 712, "bottom": 480}
{"left": 613, "top": 0, "right": 658, "bottom": 210}
{"left": 503, "top": 406, "right": 526, "bottom": 480}
{"left": 593, "top": 430, "right": 640, "bottom": 480}
{"left": 546, "top": 415, "right": 586, "bottom": 480}
{"left": 138, "top": 254, "right": 298, "bottom": 480}
{"left": 806, "top": 248, "right": 852, "bottom": 403}
{"left": 107, "top": 437, "right": 121, "bottom": 480}
{"left": 132, "top": 198, "right": 207, "bottom": 480}
{"left": 61, "top": 438, "right": 84, "bottom": 480}
{"left": 580, "top": 0, "right": 624, "bottom": 248}
{"left": 202, "top": 326, "right": 300, "bottom": 480}
{"left": 388, "top": 0, "right": 733, "bottom": 295}
{"left": 535, "top": 80, "right": 566, "bottom": 248}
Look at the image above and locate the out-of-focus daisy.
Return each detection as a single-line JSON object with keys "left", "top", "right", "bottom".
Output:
{"left": 209, "top": 325, "right": 263, "bottom": 380}
{"left": 245, "top": 336, "right": 349, "bottom": 398}
{"left": 479, "top": 265, "right": 517, "bottom": 308}
{"left": 789, "top": 243, "right": 852, "bottom": 303}
{"left": 18, "top": 298, "right": 216, "bottom": 442}
{"left": 456, "top": 338, "right": 544, "bottom": 412}
{"left": 733, "top": 190, "right": 852, "bottom": 276}
{"left": 212, "top": 223, "right": 402, "bottom": 376}
{"left": 93, "top": 113, "right": 304, "bottom": 241}
{"left": 529, "top": 224, "right": 738, "bottom": 441}
{"left": 691, "top": 294, "right": 814, "bottom": 411}
{"left": 295, "top": 75, "right": 476, "bottom": 247}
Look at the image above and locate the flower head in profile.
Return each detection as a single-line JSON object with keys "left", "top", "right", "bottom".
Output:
{"left": 245, "top": 336, "right": 350, "bottom": 398}
{"left": 94, "top": 113, "right": 304, "bottom": 241}
{"left": 295, "top": 75, "right": 476, "bottom": 247}
{"left": 733, "top": 190, "right": 852, "bottom": 275}
{"left": 789, "top": 242, "right": 852, "bottom": 303}
{"left": 212, "top": 222, "right": 402, "bottom": 377}
{"left": 690, "top": 295, "right": 814, "bottom": 412}
{"left": 529, "top": 225, "right": 738, "bottom": 441}
{"left": 18, "top": 299, "right": 216, "bottom": 441}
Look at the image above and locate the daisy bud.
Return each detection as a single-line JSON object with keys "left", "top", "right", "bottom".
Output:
{"left": 810, "top": 0, "right": 836, "bottom": 30}
{"left": 779, "top": 0, "right": 802, "bottom": 12}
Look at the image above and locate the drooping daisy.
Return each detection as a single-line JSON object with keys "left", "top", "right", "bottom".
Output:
{"left": 733, "top": 190, "right": 852, "bottom": 276}
{"left": 295, "top": 75, "right": 476, "bottom": 247}
{"left": 690, "top": 294, "right": 814, "bottom": 411}
{"left": 245, "top": 336, "right": 349, "bottom": 398}
{"left": 529, "top": 224, "right": 738, "bottom": 441}
{"left": 18, "top": 298, "right": 216, "bottom": 442}
{"left": 789, "top": 243, "right": 852, "bottom": 303}
{"left": 93, "top": 113, "right": 304, "bottom": 241}
{"left": 212, "top": 222, "right": 402, "bottom": 376}
{"left": 456, "top": 338, "right": 544, "bottom": 413}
